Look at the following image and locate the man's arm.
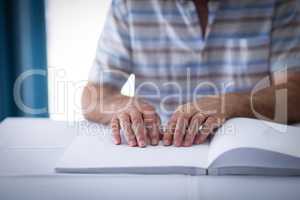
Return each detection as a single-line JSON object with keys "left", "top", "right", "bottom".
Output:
{"left": 163, "top": 71, "right": 300, "bottom": 147}
{"left": 230, "top": 71, "right": 300, "bottom": 124}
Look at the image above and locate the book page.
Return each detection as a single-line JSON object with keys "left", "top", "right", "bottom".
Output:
{"left": 56, "top": 124, "right": 210, "bottom": 174}
{"left": 207, "top": 118, "right": 300, "bottom": 166}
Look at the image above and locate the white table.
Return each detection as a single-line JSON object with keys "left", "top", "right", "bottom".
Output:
{"left": 0, "top": 118, "right": 300, "bottom": 200}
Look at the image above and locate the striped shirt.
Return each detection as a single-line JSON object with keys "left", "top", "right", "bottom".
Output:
{"left": 89, "top": 0, "right": 300, "bottom": 121}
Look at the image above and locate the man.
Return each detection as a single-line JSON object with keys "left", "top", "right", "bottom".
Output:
{"left": 82, "top": 0, "right": 300, "bottom": 148}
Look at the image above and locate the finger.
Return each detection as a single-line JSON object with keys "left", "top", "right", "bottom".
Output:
{"left": 111, "top": 116, "right": 121, "bottom": 145}
{"left": 183, "top": 113, "right": 206, "bottom": 147}
{"left": 119, "top": 113, "right": 137, "bottom": 147}
{"left": 174, "top": 115, "right": 189, "bottom": 147}
{"left": 144, "top": 113, "right": 161, "bottom": 146}
{"left": 130, "top": 111, "right": 147, "bottom": 147}
{"left": 194, "top": 117, "right": 222, "bottom": 144}
{"left": 163, "top": 115, "right": 177, "bottom": 146}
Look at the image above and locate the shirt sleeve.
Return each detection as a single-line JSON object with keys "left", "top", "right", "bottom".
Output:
{"left": 88, "top": 0, "right": 132, "bottom": 89}
{"left": 270, "top": 0, "right": 300, "bottom": 72}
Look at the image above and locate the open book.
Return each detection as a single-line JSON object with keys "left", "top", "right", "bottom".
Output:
{"left": 56, "top": 118, "right": 300, "bottom": 176}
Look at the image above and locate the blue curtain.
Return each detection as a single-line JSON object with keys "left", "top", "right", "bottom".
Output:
{"left": 0, "top": 0, "right": 48, "bottom": 121}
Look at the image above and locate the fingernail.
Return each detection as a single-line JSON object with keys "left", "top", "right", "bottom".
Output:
{"left": 139, "top": 140, "right": 146, "bottom": 147}
{"left": 129, "top": 141, "right": 136, "bottom": 147}
{"left": 164, "top": 140, "right": 171, "bottom": 146}
{"left": 151, "top": 139, "right": 158, "bottom": 145}
{"left": 175, "top": 141, "right": 181, "bottom": 147}
{"left": 194, "top": 140, "right": 200, "bottom": 145}
{"left": 183, "top": 141, "right": 191, "bottom": 147}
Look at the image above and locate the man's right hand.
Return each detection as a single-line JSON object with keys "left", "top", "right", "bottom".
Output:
{"left": 110, "top": 97, "right": 161, "bottom": 147}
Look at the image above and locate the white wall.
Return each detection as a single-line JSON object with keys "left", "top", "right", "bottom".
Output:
{"left": 46, "top": 0, "right": 111, "bottom": 121}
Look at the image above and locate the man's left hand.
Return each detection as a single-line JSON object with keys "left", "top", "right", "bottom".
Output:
{"left": 163, "top": 95, "right": 230, "bottom": 147}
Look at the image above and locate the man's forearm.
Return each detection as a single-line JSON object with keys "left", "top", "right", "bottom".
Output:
{"left": 225, "top": 72, "right": 300, "bottom": 124}
{"left": 82, "top": 83, "right": 129, "bottom": 125}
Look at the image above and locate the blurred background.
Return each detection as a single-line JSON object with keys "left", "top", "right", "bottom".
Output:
{"left": 0, "top": 0, "right": 111, "bottom": 122}
{"left": 47, "top": 0, "right": 110, "bottom": 121}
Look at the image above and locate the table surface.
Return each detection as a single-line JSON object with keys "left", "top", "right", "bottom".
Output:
{"left": 1, "top": 118, "right": 300, "bottom": 200}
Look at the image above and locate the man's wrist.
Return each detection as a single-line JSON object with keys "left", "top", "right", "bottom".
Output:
{"left": 224, "top": 93, "right": 253, "bottom": 119}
